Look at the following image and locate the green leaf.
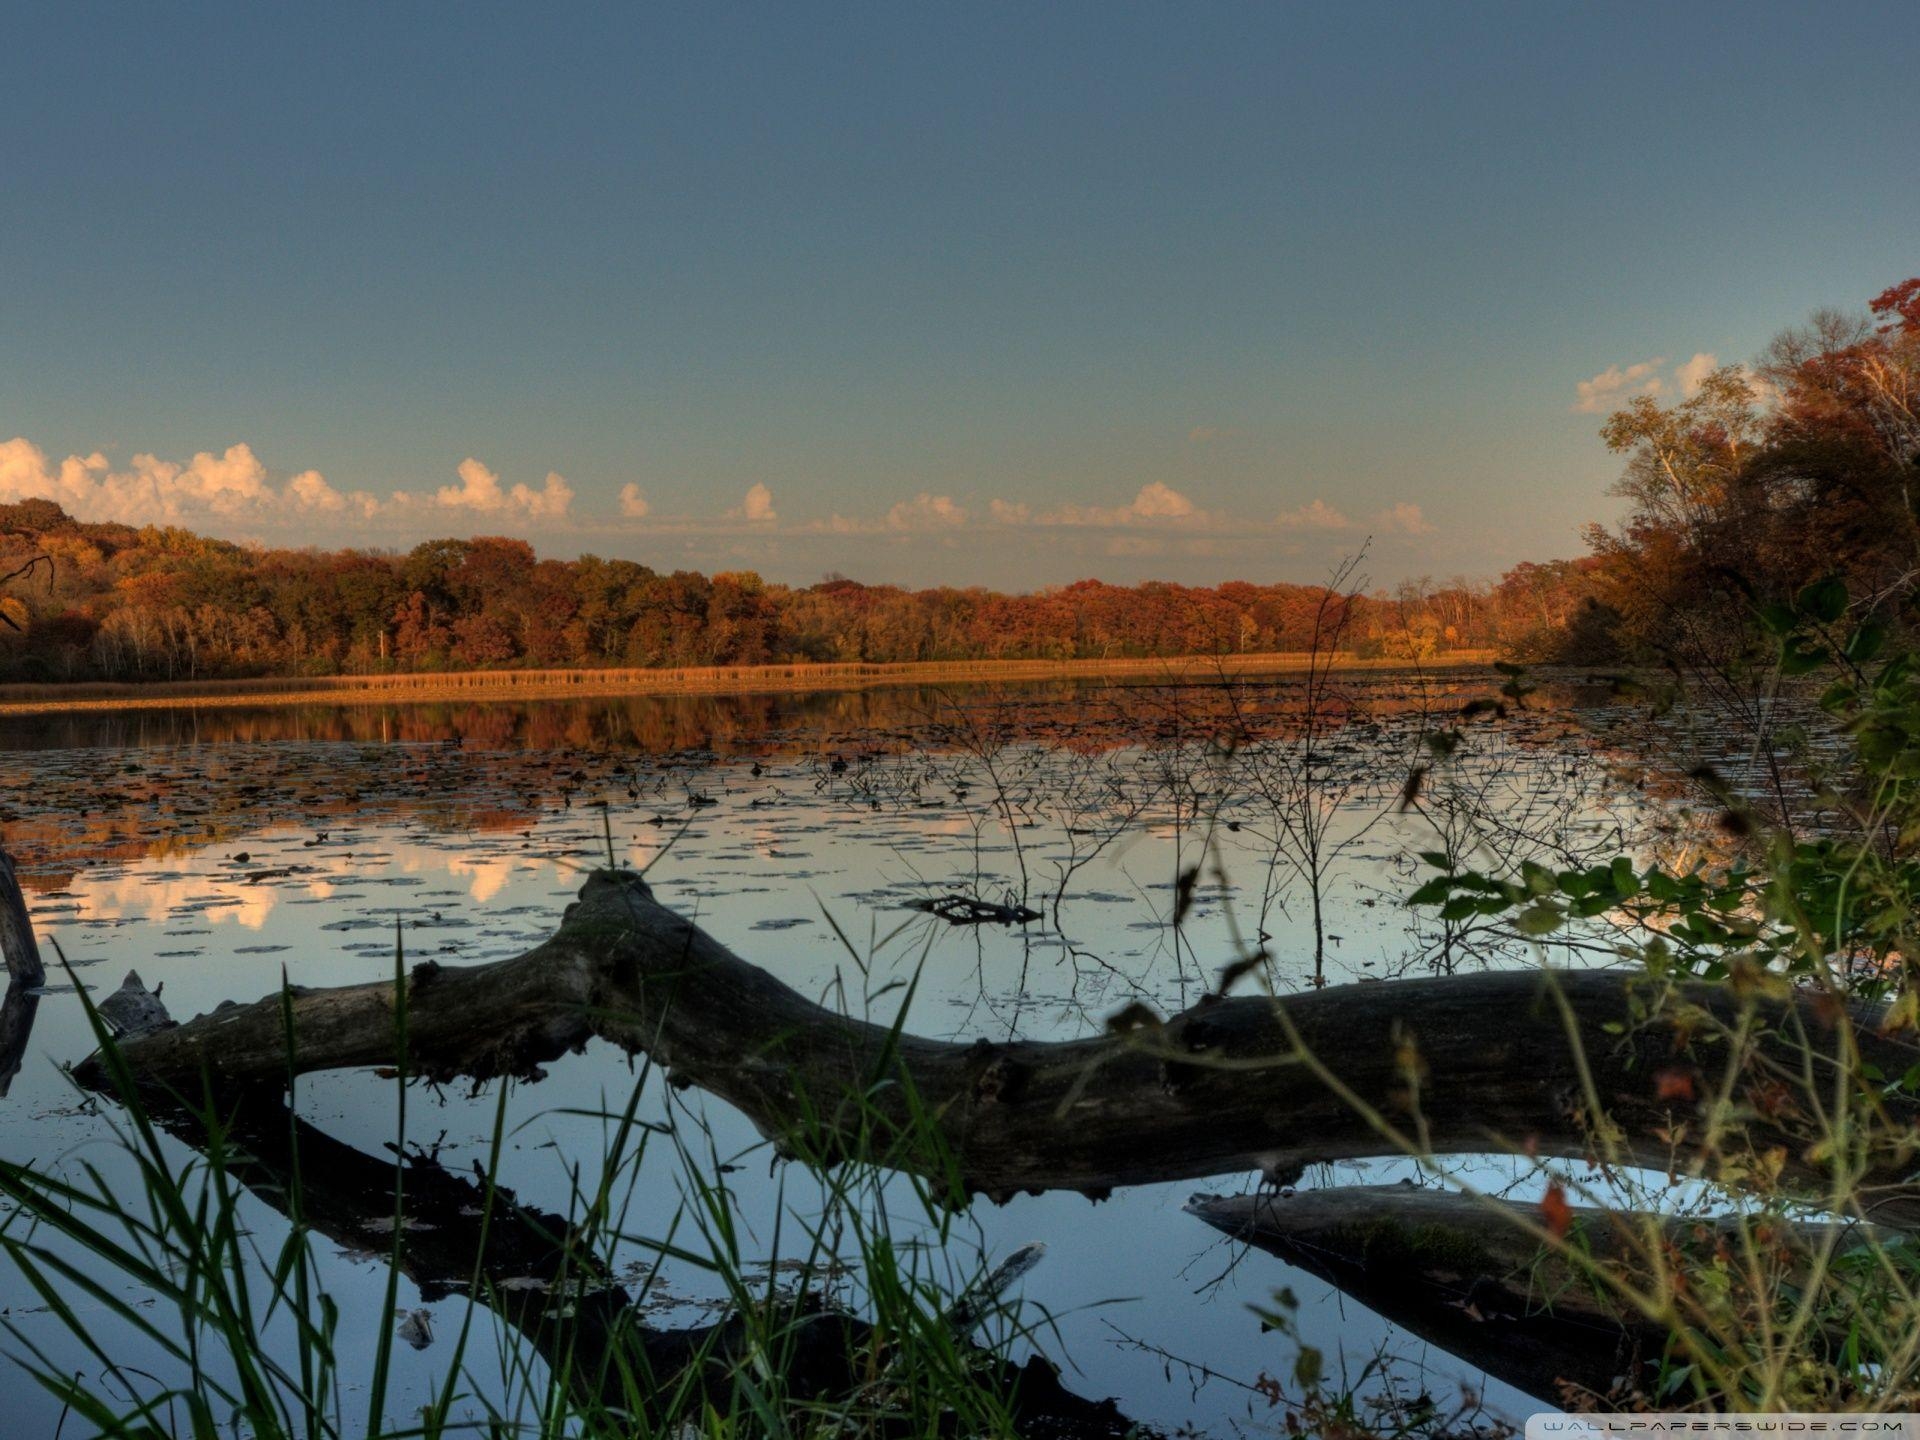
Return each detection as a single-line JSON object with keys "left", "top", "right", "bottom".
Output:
{"left": 1780, "top": 641, "right": 1828, "bottom": 677}
{"left": 1846, "top": 622, "right": 1887, "bottom": 664}
{"left": 1514, "top": 902, "right": 1565, "bottom": 936}
{"left": 1795, "top": 575, "right": 1847, "bottom": 625}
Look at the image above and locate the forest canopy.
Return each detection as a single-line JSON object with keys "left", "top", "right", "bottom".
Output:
{"left": 1566, "top": 277, "right": 1920, "bottom": 665}
{"left": 0, "top": 504, "right": 1504, "bottom": 683}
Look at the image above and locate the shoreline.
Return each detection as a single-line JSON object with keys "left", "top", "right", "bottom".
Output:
{"left": 0, "top": 650, "right": 1498, "bottom": 717}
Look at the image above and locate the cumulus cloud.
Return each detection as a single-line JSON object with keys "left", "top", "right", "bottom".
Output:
{"left": 1674, "top": 351, "right": 1718, "bottom": 398}
{"left": 0, "top": 436, "right": 369, "bottom": 526}
{"left": 886, "top": 493, "right": 966, "bottom": 530}
{"left": 435, "top": 457, "right": 573, "bottom": 518}
{"left": 808, "top": 493, "right": 969, "bottom": 536}
{"left": 285, "top": 468, "right": 349, "bottom": 513}
{"left": 1275, "top": 498, "right": 1351, "bottom": 530}
{"left": 1019, "top": 481, "right": 1206, "bottom": 527}
{"left": 1572, "top": 358, "right": 1666, "bottom": 414}
{"left": 435, "top": 457, "right": 508, "bottom": 511}
{"left": 1371, "top": 502, "right": 1435, "bottom": 535}
{"left": 729, "top": 482, "right": 777, "bottom": 523}
{"left": 1127, "top": 480, "right": 1195, "bottom": 519}
{"left": 618, "top": 483, "right": 652, "bottom": 519}
{"left": 0, "top": 437, "right": 589, "bottom": 531}
{"left": 171, "top": 443, "right": 275, "bottom": 512}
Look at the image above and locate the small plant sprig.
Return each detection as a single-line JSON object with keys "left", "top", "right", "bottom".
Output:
{"left": 1413, "top": 577, "right": 1920, "bottom": 1012}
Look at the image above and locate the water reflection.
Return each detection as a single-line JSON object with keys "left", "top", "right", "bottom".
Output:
{"left": 0, "top": 671, "right": 1651, "bottom": 1436}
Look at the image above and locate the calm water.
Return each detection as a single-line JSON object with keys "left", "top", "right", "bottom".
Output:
{"left": 0, "top": 672, "right": 1657, "bottom": 1436}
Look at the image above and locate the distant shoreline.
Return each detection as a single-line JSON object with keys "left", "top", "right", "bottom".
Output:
{"left": 0, "top": 651, "right": 1498, "bottom": 717}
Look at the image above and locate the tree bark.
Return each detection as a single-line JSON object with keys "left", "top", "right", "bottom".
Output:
{"left": 0, "top": 846, "right": 44, "bottom": 1098}
{"left": 74, "top": 869, "right": 1920, "bottom": 1214}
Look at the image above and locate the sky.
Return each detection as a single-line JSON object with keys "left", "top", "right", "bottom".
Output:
{"left": 3, "top": 2, "right": 1916, "bottom": 592}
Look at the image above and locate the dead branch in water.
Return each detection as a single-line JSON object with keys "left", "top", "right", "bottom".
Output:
{"left": 71, "top": 870, "right": 1920, "bottom": 1217}
{"left": 1187, "top": 1185, "right": 1889, "bottom": 1407}
{"left": 905, "top": 894, "right": 1044, "bottom": 926}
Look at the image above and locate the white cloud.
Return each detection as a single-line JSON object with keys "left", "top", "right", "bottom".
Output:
{"left": 1372, "top": 502, "right": 1435, "bottom": 535}
{"left": 0, "top": 436, "right": 1452, "bottom": 571}
{"left": 729, "top": 482, "right": 777, "bottom": 523}
{"left": 810, "top": 492, "right": 970, "bottom": 536}
{"left": 1573, "top": 358, "right": 1666, "bottom": 414}
{"left": 988, "top": 498, "right": 1031, "bottom": 525}
{"left": 1128, "top": 480, "right": 1194, "bottom": 519}
{"left": 886, "top": 493, "right": 966, "bottom": 530}
{"left": 0, "top": 437, "right": 583, "bottom": 531}
{"left": 434, "top": 458, "right": 573, "bottom": 519}
{"left": 521, "top": 471, "right": 574, "bottom": 518}
{"left": 285, "top": 469, "right": 348, "bottom": 512}
{"left": 1021, "top": 481, "right": 1206, "bottom": 528}
{"left": 1275, "top": 498, "right": 1351, "bottom": 530}
{"left": 175, "top": 443, "right": 274, "bottom": 512}
{"left": 435, "top": 456, "right": 508, "bottom": 511}
{"left": 0, "top": 437, "right": 359, "bottom": 526}
{"left": 1675, "top": 352, "right": 1718, "bottom": 398}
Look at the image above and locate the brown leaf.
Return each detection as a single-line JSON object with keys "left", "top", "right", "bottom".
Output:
{"left": 1655, "top": 1068, "right": 1696, "bottom": 1103}
{"left": 1540, "top": 1181, "right": 1573, "bottom": 1239}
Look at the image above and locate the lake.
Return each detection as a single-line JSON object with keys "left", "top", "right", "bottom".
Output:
{"left": 0, "top": 669, "right": 1664, "bottom": 1436}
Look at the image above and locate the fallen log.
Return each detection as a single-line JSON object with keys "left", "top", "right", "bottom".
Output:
{"left": 72, "top": 869, "right": 1920, "bottom": 1211}
{"left": 97, "top": 968, "right": 174, "bottom": 1039}
{"left": 1186, "top": 1185, "right": 1892, "bottom": 1407}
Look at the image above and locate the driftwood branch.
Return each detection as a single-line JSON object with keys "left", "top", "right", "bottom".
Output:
{"left": 71, "top": 870, "right": 1920, "bottom": 1211}
{"left": 1186, "top": 1185, "right": 1887, "bottom": 1406}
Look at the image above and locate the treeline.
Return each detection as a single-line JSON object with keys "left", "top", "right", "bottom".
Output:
{"left": 0, "top": 504, "right": 1524, "bottom": 683}
{"left": 31, "top": 267, "right": 1906, "bottom": 690}
{"left": 1515, "top": 277, "right": 1920, "bottom": 665}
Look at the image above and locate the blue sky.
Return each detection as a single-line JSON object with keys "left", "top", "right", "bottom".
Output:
{"left": 3, "top": 2, "right": 1915, "bottom": 589}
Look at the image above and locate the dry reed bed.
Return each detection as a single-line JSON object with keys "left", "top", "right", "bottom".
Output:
{"left": 0, "top": 650, "right": 1497, "bottom": 715}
